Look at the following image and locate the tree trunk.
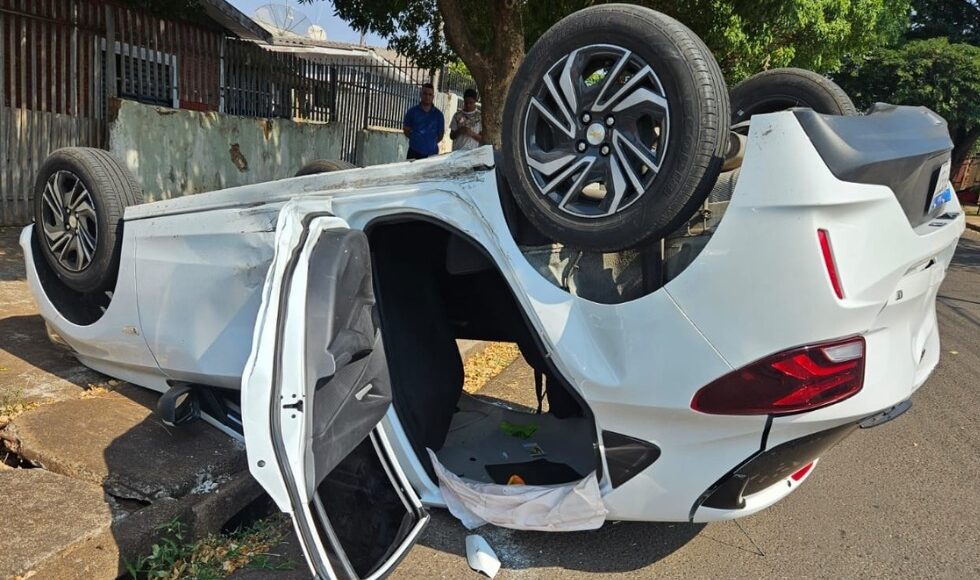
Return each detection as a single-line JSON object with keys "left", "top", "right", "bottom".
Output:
{"left": 438, "top": 0, "right": 524, "bottom": 147}
{"left": 951, "top": 126, "right": 980, "bottom": 184}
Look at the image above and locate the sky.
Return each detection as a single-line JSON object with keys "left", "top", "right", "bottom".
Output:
{"left": 229, "top": 0, "right": 386, "bottom": 46}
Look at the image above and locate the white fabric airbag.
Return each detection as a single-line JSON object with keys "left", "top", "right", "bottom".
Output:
{"left": 427, "top": 449, "right": 608, "bottom": 531}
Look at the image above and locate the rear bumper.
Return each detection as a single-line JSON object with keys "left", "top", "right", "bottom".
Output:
{"left": 609, "top": 110, "right": 963, "bottom": 523}
{"left": 692, "top": 398, "right": 913, "bottom": 522}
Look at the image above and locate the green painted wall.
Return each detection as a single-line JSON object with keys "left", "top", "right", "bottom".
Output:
{"left": 108, "top": 100, "right": 343, "bottom": 201}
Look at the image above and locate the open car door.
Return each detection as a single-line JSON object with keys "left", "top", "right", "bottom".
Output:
{"left": 242, "top": 202, "right": 428, "bottom": 579}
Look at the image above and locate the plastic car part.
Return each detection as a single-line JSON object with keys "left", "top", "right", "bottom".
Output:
{"left": 33, "top": 147, "right": 143, "bottom": 293}
{"left": 157, "top": 383, "right": 200, "bottom": 426}
{"left": 502, "top": 4, "right": 730, "bottom": 252}
{"left": 696, "top": 423, "right": 856, "bottom": 512}
{"left": 794, "top": 104, "right": 954, "bottom": 228}
{"left": 465, "top": 535, "right": 501, "bottom": 579}
{"left": 602, "top": 430, "right": 662, "bottom": 488}
{"left": 730, "top": 67, "right": 858, "bottom": 127}
{"left": 691, "top": 336, "right": 866, "bottom": 416}
{"left": 295, "top": 158, "right": 357, "bottom": 176}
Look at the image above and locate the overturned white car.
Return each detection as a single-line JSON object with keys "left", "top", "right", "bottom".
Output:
{"left": 22, "top": 5, "right": 965, "bottom": 579}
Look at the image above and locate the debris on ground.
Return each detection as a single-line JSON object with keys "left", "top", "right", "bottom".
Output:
{"left": 465, "top": 534, "right": 501, "bottom": 578}
{"left": 126, "top": 514, "right": 296, "bottom": 579}
{"left": 499, "top": 420, "right": 538, "bottom": 439}
{"left": 0, "top": 390, "right": 39, "bottom": 427}
{"left": 463, "top": 342, "right": 521, "bottom": 393}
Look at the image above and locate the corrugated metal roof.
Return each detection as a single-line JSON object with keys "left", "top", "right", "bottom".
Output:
{"left": 198, "top": 0, "right": 273, "bottom": 42}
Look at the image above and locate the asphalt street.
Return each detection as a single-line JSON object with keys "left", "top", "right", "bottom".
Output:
{"left": 391, "top": 228, "right": 980, "bottom": 579}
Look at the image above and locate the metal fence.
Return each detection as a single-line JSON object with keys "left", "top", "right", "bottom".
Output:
{"left": 0, "top": 0, "right": 225, "bottom": 224}
{"left": 439, "top": 66, "right": 477, "bottom": 99}
{"left": 0, "top": 0, "right": 468, "bottom": 224}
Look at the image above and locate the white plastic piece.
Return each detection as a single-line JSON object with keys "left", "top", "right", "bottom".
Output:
{"left": 427, "top": 449, "right": 607, "bottom": 532}
{"left": 465, "top": 535, "right": 501, "bottom": 578}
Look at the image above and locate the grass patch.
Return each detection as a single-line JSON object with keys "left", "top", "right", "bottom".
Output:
{"left": 0, "top": 389, "right": 39, "bottom": 425}
{"left": 126, "top": 514, "right": 296, "bottom": 579}
{"left": 462, "top": 342, "right": 521, "bottom": 393}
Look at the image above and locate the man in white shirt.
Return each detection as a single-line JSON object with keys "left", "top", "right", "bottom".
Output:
{"left": 449, "top": 88, "right": 483, "bottom": 151}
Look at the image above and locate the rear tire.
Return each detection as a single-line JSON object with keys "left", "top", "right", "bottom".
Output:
{"left": 502, "top": 4, "right": 729, "bottom": 252}
{"left": 730, "top": 68, "right": 857, "bottom": 126}
{"left": 295, "top": 159, "right": 356, "bottom": 176}
{"left": 33, "top": 148, "right": 142, "bottom": 294}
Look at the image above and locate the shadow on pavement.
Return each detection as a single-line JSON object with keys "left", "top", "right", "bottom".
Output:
{"left": 0, "top": 227, "right": 27, "bottom": 282}
{"left": 0, "top": 314, "right": 104, "bottom": 388}
{"left": 949, "top": 234, "right": 979, "bottom": 273}
{"left": 418, "top": 509, "right": 704, "bottom": 574}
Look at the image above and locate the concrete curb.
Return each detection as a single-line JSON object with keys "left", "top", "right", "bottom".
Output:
{"left": 0, "top": 385, "right": 264, "bottom": 579}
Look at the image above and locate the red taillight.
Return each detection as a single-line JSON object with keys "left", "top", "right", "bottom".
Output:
{"left": 818, "top": 229, "right": 844, "bottom": 299}
{"left": 691, "top": 336, "right": 865, "bottom": 415}
{"left": 790, "top": 462, "right": 815, "bottom": 482}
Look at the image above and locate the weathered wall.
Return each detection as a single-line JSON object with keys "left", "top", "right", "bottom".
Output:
{"left": 108, "top": 99, "right": 343, "bottom": 200}
{"left": 356, "top": 126, "right": 409, "bottom": 167}
{"left": 355, "top": 92, "right": 460, "bottom": 166}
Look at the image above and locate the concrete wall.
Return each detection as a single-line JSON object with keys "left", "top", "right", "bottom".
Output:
{"left": 355, "top": 92, "right": 461, "bottom": 166}
{"left": 108, "top": 99, "right": 343, "bottom": 200}
{"left": 356, "top": 126, "right": 408, "bottom": 167}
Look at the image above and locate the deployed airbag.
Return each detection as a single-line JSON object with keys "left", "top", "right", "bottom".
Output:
{"left": 427, "top": 449, "right": 607, "bottom": 532}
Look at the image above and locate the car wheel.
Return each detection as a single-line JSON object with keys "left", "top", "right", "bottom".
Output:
{"left": 295, "top": 159, "right": 357, "bottom": 176}
{"left": 33, "top": 148, "right": 143, "bottom": 294}
{"left": 730, "top": 68, "right": 857, "bottom": 127}
{"left": 502, "top": 4, "right": 729, "bottom": 252}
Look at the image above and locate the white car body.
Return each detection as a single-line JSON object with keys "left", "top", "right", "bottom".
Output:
{"left": 22, "top": 110, "right": 965, "bottom": 577}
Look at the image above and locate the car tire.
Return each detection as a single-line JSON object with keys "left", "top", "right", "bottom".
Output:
{"left": 730, "top": 68, "right": 857, "bottom": 126}
{"left": 502, "top": 4, "right": 729, "bottom": 252}
{"left": 295, "top": 159, "right": 357, "bottom": 176}
{"left": 33, "top": 147, "right": 143, "bottom": 294}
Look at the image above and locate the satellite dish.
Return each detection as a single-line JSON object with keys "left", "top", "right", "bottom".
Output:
{"left": 307, "top": 24, "right": 326, "bottom": 41}
{"left": 253, "top": 3, "right": 313, "bottom": 37}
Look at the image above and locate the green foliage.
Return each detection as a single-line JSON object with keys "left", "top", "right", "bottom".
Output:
{"left": 837, "top": 37, "right": 980, "bottom": 163}
{"left": 837, "top": 38, "right": 980, "bottom": 131}
{"left": 525, "top": 1, "right": 910, "bottom": 83}
{"left": 318, "top": 1, "right": 908, "bottom": 82}
{"left": 125, "top": 516, "right": 294, "bottom": 579}
{"left": 908, "top": 0, "right": 980, "bottom": 45}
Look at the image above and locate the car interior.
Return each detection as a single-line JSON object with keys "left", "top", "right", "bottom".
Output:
{"left": 367, "top": 218, "right": 600, "bottom": 486}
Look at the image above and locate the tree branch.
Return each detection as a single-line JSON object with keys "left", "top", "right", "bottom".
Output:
{"left": 437, "top": 0, "right": 489, "bottom": 79}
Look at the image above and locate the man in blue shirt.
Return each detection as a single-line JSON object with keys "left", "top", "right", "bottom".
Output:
{"left": 403, "top": 83, "right": 445, "bottom": 159}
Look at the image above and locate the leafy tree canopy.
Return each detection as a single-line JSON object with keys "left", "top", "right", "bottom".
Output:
{"left": 317, "top": 0, "right": 909, "bottom": 82}
{"left": 311, "top": 0, "right": 909, "bottom": 143}
{"left": 837, "top": 37, "right": 980, "bottom": 163}
{"left": 908, "top": 0, "right": 980, "bottom": 45}
{"left": 525, "top": 1, "right": 910, "bottom": 82}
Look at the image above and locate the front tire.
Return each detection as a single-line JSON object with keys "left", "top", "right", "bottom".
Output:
{"left": 33, "top": 148, "right": 142, "bottom": 294}
{"left": 502, "top": 4, "right": 730, "bottom": 252}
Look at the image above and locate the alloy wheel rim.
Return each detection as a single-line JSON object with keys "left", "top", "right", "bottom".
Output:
{"left": 522, "top": 44, "right": 670, "bottom": 218}
{"left": 39, "top": 170, "right": 99, "bottom": 272}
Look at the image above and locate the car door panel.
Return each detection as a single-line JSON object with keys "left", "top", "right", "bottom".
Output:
{"left": 242, "top": 205, "right": 427, "bottom": 579}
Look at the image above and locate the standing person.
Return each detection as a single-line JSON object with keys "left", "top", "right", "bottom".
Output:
{"left": 402, "top": 83, "right": 445, "bottom": 160}
{"left": 450, "top": 88, "right": 483, "bottom": 151}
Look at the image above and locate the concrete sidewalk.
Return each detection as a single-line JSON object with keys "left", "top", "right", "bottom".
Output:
{"left": 0, "top": 228, "right": 261, "bottom": 579}
{"left": 964, "top": 205, "right": 980, "bottom": 233}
